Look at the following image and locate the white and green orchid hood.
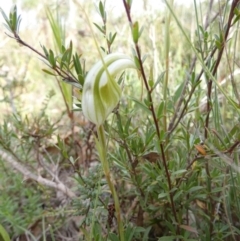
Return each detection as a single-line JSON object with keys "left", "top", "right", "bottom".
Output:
{"left": 82, "top": 53, "right": 136, "bottom": 126}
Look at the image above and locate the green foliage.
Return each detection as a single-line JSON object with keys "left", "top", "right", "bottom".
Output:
{"left": 1, "top": 1, "right": 240, "bottom": 241}
{"left": 0, "top": 224, "right": 10, "bottom": 241}
{"left": 0, "top": 5, "right": 21, "bottom": 34}
{"left": 94, "top": 1, "right": 117, "bottom": 54}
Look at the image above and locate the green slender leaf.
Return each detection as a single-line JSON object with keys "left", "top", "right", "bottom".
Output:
{"left": 188, "top": 186, "right": 203, "bottom": 193}
{"left": 9, "top": 5, "right": 19, "bottom": 32}
{"left": 0, "top": 224, "right": 10, "bottom": 241}
{"left": 0, "top": 7, "right": 9, "bottom": 23}
{"left": 116, "top": 114, "right": 124, "bottom": 138}
{"left": 109, "top": 32, "right": 117, "bottom": 45}
{"left": 48, "top": 49, "right": 56, "bottom": 67}
{"left": 125, "top": 225, "right": 135, "bottom": 241}
{"left": 124, "top": 117, "right": 131, "bottom": 135}
{"left": 61, "top": 45, "right": 66, "bottom": 53}
{"left": 42, "top": 45, "right": 49, "bottom": 57}
{"left": 73, "top": 53, "right": 85, "bottom": 85}
{"left": 61, "top": 81, "right": 73, "bottom": 107}
{"left": 173, "top": 189, "right": 183, "bottom": 201}
{"left": 46, "top": 7, "right": 65, "bottom": 52}
{"left": 67, "top": 40, "right": 73, "bottom": 66}
{"left": 130, "top": 97, "right": 151, "bottom": 114}
{"left": 159, "top": 236, "right": 181, "bottom": 241}
{"left": 100, "top": 46, "right": 106, "bottom": 52}
{"left": 73, "top": 53, "right": 82, "bottom": 74}
{"left": 108, "top": 233, "right": 119, "bottom": 241}
{"left": 99, "top": 1, "right": 106, "bottom": 21}
{"left": 152, "top": 71, "right": 165, "bottom": 91}
{"left": 42, "top": 69, "right": 57, "bottom": 76}
{"left": 148, "top": 65, "right": 154, "bottom": 88}
{"left": 157, "top": 101, "right": 165, "bottom": 119}
{"left": 60, "top": 48, "right": 71, "bottom": 69}
{"left": 158, "top": 192, "right": 168, "bottom": 199}
{"left": 77, "top": 75, "right": 84, "bottom": 85}
{"left": 133, "top": 56, "right": 140, "bottom": 69}
{"left": 93, "top": 23, "right": 105, "bottom": 34}
{"left": 145, "top": 128, "right": 156, "bottom": 146}
{"left": 132, "top": 21, "right": 139, "bottom": 43}
{"left": 173, "top": 81, "right": 185, "bottom": 104}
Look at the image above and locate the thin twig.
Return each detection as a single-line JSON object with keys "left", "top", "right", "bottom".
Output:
{"left": 122, "top": 0, "right": 180, "bottom": 235}
{"left": 0, "top": 148, "right": 76, "bottom": 198}
{"left": 205, "top": 0, "right": 239, "bottom": 138}
{"left": 5, "top": 32, "right": 79, "bottom": 86}
{"left": 167, "top": 3, "right": 225, "bottom": 137}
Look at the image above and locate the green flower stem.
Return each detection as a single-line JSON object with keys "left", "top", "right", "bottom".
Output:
{"left": 96, "top": 125, "right": 124, "bottom": 241}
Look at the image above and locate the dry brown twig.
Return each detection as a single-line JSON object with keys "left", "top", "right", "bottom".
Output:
{"left": 0, "top": 148, "right": 76, "bottom": 199}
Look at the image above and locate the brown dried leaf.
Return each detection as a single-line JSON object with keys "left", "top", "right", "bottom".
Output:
{"left": 179, "top": 224, "right": 198, "bottom": 234}
{"left": 194, "top": 144, "right": 207, "bottom": 156}
{"left": 142, "top": 152, "right": 160, "bottom": 163}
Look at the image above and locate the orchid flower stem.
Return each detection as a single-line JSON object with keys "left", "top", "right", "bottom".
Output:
{"left": 96, "top": 125, "right": 124, "bottom": 241}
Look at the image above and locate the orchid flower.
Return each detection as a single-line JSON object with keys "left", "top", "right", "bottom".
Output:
{"left": 82, "top": 53, "right": 136, "bottom": 126}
